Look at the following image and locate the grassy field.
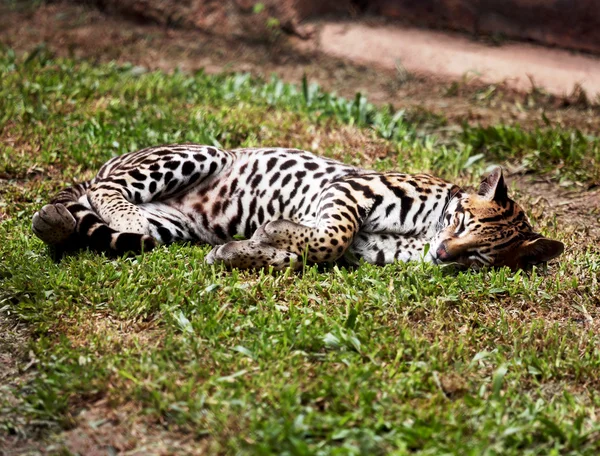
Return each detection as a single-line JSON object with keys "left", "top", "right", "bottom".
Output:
{"left": 1, "top": 46, "right": 600, "bottom": 454}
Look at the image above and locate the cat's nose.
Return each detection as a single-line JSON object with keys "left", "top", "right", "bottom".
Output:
{"left": 435, "top": 241, "right": 451, "bottom": 261}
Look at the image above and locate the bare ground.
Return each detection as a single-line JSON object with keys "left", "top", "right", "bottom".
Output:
{"left": 0, "top": 314, "right": 38, "bottom": 455}
{"left": 1, "top": 2, "right": 599, "bottom": 453}
{"left": 317, "top": 21, "right": 600, "bottom": 97}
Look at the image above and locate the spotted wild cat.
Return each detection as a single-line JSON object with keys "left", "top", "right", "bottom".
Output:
{"left": 32, "top": 144, "right": 564, "bottom": 270}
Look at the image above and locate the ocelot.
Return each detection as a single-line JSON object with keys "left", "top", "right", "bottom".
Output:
{"left": 32, "top": 144, "right": 564, "bottom": 270}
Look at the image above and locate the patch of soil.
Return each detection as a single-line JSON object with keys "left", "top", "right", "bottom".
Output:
{"left": 2, "top": 2, "right": 600, "bottom": 133}
{"left": 0, "top": 313, "right": 39, "bottom": 455}
{"left": 0, "top": 314, "right": 30, "bottom": 392}
{"left": 317, "top": 21, "right": 600, "bottom": 97}
{"left": 56, "top": 403, "right": 211, "bottom": 455}
{"left": 512, "top": 174, "right": 600, "bottom": 241}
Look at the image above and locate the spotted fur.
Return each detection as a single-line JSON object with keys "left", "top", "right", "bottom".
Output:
{"left": 32, "top": 144, "right": 564, "bottom": 270}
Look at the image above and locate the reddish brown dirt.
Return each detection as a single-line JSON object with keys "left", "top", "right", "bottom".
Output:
{"left": 512, "top": 176, "right": 600, "bottom": 240}
{"left": 317, "top": 21, "right": 600, "bottom": 97}
{"left": 57, "top": 403, "right": 211, "bottom": 455}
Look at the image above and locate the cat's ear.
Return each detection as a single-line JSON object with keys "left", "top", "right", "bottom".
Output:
{"left": 478, "top": 167, "right": 508, "bottom": 202}
{"left": 518, "top": 236, "right": 565, "bottom": 265}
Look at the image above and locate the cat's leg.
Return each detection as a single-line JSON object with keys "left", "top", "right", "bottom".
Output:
{"left": 205, "top": 178, "right": 377, "bottom": 268}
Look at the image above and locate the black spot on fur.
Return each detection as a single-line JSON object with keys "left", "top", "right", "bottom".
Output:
{"left": 266, "top": 157, "right": 278, "bottom": 172}
{"left": 67, "top": 204, "right": 91, "bottom": 216}
{"left": 182, "top": 161, "right": 195, "bottom": 176}
{"left": 281, "top": 159, "right": 297, "bottom": 170}
{"left": 212, "top": 201, "right": 222, "bottom": 217}
{"left": 157, "top": 226, "right": 173, "bottom": 243}
{"left": 164, "top": 161, "right": 180, "bottom": 171}
{"left": 385, "top": 203, "right": 396, "bottom": 217}
{"left": 295, "top": 171, "right": 307, "bottom": 180}
{"left": 89, "top": 225, "right": 112, "bottom": 251}
{"left": 189, "top": 172, "right": 201, "bottom": 185}
{"left": 165, "top": 180, "right": 178, "bottom": 193}
{"left": 129, "top": 169, "right": 147, "bottom": 181}
{"left": 269, "top": 172, "right": 281, "bottom": 186}
{"left": 78, "top": 213, "right": 100, "bottom": 235}
{"left": 251, "top": 174, "right": 263, "bottom": 187}
{"left": 214, "top": 225, "right": 227, "bottom": 240}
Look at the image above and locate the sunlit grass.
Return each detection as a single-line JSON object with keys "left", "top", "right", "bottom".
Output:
{"left": 1, "top": 48, "right": 599, "bottom": 454}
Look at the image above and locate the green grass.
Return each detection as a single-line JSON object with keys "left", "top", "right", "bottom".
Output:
{"left": 1, "top": 47, "right": 600, "bottom": 454}
{"left": 461, "top": 123, "right": 600, "bottom": 185}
